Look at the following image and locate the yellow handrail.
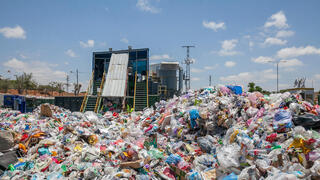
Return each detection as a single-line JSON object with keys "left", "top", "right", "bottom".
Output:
{"left": 133, "top": 72, "right": 137, "bottom": 110}
{"left": 80, "top": 71, "right": 94, "bottom": 112}
{"left": 146, "top": 71, "right": 149, "bottom": 107}
{"left": 94, "top": 71, "right": 106, "bottom": 113}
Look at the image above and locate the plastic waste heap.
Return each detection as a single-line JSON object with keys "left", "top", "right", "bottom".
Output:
{"left": 0, "top": 85, "right": 320, "bottom": 179}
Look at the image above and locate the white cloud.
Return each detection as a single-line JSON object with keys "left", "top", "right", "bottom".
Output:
{"left": 283, "top": 67, "right": 295, "bottom": 72}
{"left": 278, "top": 59, "right": 303, "bottom": 67}
{"left": 218, "top": 39, "right": 240, "bottom": 56}
{"left": 222, "top": 39, "right": 237, "bottom": 50}
{"left": 191, "top": 77, "right": 200, "bottom": 81}
{"left": 277, "top": 46, "right": 320, "bottom": 58}
{"left": 264, "top": 37, "right": 287, "bottom": 45}
{"left": 220, "top": 69, "right": 277, "bottom": 85}
{"left": 65, "top": 49, "right": 76, "bottom": 58}
{"left": 204, "top": 64, "right": 218, "bottom": 70}
{"left": 49, "top": 63, "right": 58, "bottom": 67}
{"left": 264, "top": 11, "right": 289, "bottom": 29}
{"left": 100, "top": 42, "right": 107, "bottom": 46}
{"left": 249, "top": 41, "right": 254, "bottom": 48}
{"left": 276, "top": 30, "right": 295, "bottom": 38}
{"left": 150, "top": 54, "right": 172, "bottom": 60}
{"left": 80, "top": 40, "right": 94, "bottom": 48}
{"left": 120, "top": 38, "right": 129, "bottom": 44}
{"left": 3, "top": 58, "right": 66, "bottom": 84}
{"left": 202, "top": 21, "right": 226, "bottom": 32}
{"left": 20, "top": 54, "right": 27, "bottom": 59}
{"left": 191, "top": 68, "right": 204, "bottom": 73}
{"left": 64, "top": 62, "right": 69, "bottom": 65}
{"left": 0, "top": 25, "right": 26, "bottom": 39}
{"left": 225, "top": 61, "right": 236, "bottom": 67}
{"left": 136, "top": 0, "right": 160, "bottom": 13}
{"left": 279, "top": 83, "right": 290, "bottom": 89}
{"left": 314, "top": 74, "right": 320, "bottom": 80}
{"left": 252, "top": 56, "right": 275, "bottom": 64}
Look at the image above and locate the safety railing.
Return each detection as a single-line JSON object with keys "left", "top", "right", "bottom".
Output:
{"left": 94, "top": 71, "right": 106, "bottom": 113}
{"left": 146, "top": 71, "right": 149, "bottom": 107}
{"left": 80, "top": 71, "right": 94, "bottom": 112}
{"left": 133, "top": 72, "right": 137, "bottom": 110}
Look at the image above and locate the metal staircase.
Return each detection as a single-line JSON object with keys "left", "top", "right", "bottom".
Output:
{"left": 84, "top": 96, "right": 97, "bottom": 112}
{"left": 133, "top": 72, "right": 149, "bottom": 111}
{"left": 94, "top": 72, "right": 106, "bottom": 113}
{"left": 93, "top": 79, "right": 101, "bottom": 95}
{"left": 80, "top": 71, "right": 105, "bottom": 112}
{"left": 134, "top": 82, "right": 148, "bottom": 111}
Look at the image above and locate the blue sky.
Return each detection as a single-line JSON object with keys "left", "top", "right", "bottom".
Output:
{"left": 1, "top": 0, "right": 320, "bottom": 92}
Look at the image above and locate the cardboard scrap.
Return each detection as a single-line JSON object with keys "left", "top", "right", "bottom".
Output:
{"left": 201, "top": 168, "right": 217, "bottom": 180}
{"left": 40, "top": 104, "right": 52, "bottom": 117}
{"left": 120, "top": 159, "right": 143, "bottom": 169}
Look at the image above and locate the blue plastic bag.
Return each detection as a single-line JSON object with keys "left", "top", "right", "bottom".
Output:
{"left": 227, "top": 85, "right": 242, "bottom": 95}
{"left": 189, "top": 109, "right": 200, "bottom": 129}
{"left": 165, "top": 154, "right": 182, "bottom": 165}
{"left": 223, "top": 172, "right": 238, "bottom": 180}
{"left": 274, "top": 110, "right": 293, "bottom": 130}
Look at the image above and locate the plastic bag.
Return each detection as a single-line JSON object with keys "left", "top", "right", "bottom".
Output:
{"left": 189, "top": 109, "right": 200, "bottom": 129}
{"left": 292, "top": 113, "right": 320, "bottom": 129}
{"left": 197, "top": 136, "right": 214, "bottom": 153}
{"left": 217, "top": 144, "right": 241, "bottom": 169}
{"left": 223, "top": 172, "right": 238, "bottom": 180}
{"left": 273, "top": 109, "right": 293, "bottom": 130}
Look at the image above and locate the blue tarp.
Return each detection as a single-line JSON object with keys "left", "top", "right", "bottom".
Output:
{"left": 227, "top": 85, "right": 243, "bottom": 95}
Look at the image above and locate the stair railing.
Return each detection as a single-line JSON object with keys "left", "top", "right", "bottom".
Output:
{"left": 133, "top": 72, "right": 137, "bottom": 111}
{"left": 94, "top": 71, "right": 106, "bottom": 113}
{"left": 122, "top": 69, "right": 129, "bottom": 111}
{"left": 146, "top": 71, "right": 149, "bottom": 107}
{"left": 80, "top": 71, "right": 94, "bottom": 112}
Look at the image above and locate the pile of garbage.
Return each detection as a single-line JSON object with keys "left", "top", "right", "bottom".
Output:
{"left": 0, "top": 86, "right": 320, "bottom": 179}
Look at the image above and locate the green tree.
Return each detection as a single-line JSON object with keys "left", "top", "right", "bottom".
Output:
{"left": 15, "top": 74, "right": 25, "bottom": 94}
{"left": 248, "top": 82, "right": 255, "bottom": 92}
{"left": 14, "top": 72, "right": 36, "bottom": 94}
{"left": 247, "top": 82, "right": 270, "bottom": 95}
{"left": 255, "top": 86, "right": 263, "bottom": 92}
{"left": 0, "top": 79, "right": 10, "bottom": 93}
{"left": 23, "top": 73, "right": 37, "bottom": 94}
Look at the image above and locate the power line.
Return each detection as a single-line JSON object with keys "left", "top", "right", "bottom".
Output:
{"left": 182, "top": 45, "right": 195, "bottom": 91}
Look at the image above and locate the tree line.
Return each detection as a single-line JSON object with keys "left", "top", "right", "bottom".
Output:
{"left": 247, "top": 82, "right": 271, "bottom": 95}
{"left": 0, "top": 72, "right": 81, "bottom": 96}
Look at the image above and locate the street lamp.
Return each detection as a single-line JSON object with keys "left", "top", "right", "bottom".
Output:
{"left": 267, "top": 60, "right": 287, "bottom": 93}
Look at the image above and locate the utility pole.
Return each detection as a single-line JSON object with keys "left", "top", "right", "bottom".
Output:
{"left": 182, "top": 45, "right": 195, "bottom": 92}
{"left": 267, "top": 60, "right": 287, "bottom": 93}
{"left": 76, "top": 69, "right": 79, "bottom": 88}
{"left": 70, "top": 69, "right": 79, "bottom": 96}
{"left": 209, "top": 75, "right": 212, "bottom": 87}
{"left": 66, "top": 75, "right": 70, "bottom": 93}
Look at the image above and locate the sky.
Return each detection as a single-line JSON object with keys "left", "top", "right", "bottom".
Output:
{"left": 1, "top": 0, "right": 320, "bottom": 92}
